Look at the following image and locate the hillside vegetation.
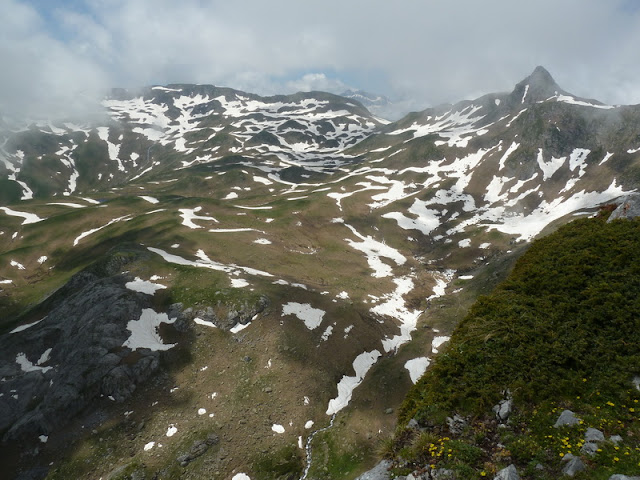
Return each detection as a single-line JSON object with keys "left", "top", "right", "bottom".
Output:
{"left": 392, "top": 213, "right": 640, "bottom": 479}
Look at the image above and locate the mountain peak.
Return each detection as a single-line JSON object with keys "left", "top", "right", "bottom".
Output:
{"left": 510, "top": 66, "right": 566, "bottom": 105}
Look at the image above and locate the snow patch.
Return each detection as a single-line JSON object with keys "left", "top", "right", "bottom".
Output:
{"left": 123, "top": 309, "right": 177, "bottom": 351}
{"left": 404, "top": 357, "right": 431, "bottom": 384}
{"left": 125, "top": 277, "right": 167, "bottom": 295}
{"left": 282, "top": 302, "right": 325, "bottom": 330}
{"left": 326, "top": 350, "right": 381, "bottom": 415}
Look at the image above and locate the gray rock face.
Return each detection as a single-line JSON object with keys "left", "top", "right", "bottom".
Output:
{"left": 494, "top": 464, "right": 520, "bottom": 480}
{"left": 609, "top": 475, "right": 640, "bottom": 480}
{"left": 608, "top": 194, "right": 640, "bottom": 222}
{"left": 562, "top": 456, "right": 586, "bottom": 476}
{"left": 554, "top": 409, "right": 581, "bottom": 428}
{"left": 355, "top": 460, "right": 391, "bottom": 480}
{"left": 0, "top": 259, "right": 183, "bottom": 442}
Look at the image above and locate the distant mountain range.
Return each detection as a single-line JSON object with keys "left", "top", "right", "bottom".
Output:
{"left": 1, "top": 67, "right": 639, "bottom": 480}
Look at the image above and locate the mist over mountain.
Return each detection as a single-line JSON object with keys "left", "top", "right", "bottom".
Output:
{"left": 1, "top": 67, "right": 639, "bottom": 480}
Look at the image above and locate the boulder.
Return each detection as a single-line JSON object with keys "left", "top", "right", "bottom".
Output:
{"left": 607, "top": 194, "right": 640, "bottom": 222}
{"left": 494, "top": 464, "right": 519, "bottom": 480}
{"left": 355, "top": 460, "right": 391, "bottom": 480}
{"left": 610, "top": 435, "right": 623, "bottom": 445}
{"left": 562, "top": 456, "right": 586, "bottom": 477}
{"left": 493, "top": 398, "right": 513, "bottom": 423}
{"left": 580, "top": 442, "right": 598, "bottom": 456}
{"left": 584, "top": 427, "right": 605, "bottom": 443}
{"left": 609, "top": 475, "right": 640, "bottom": 480}
{"left": 554, "top": 410, "right": 581, "bottom": 428}
{"left": 446, "top": 414, "right": 467, "bottom": 435}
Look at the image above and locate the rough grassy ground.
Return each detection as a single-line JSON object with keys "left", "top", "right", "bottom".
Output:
{"left": 388, "top": 214, "right": 640, "bottom": 480}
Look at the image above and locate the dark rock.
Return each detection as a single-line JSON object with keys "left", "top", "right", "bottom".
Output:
{"left": 0, "top": 251, "right": 183, "bottom": 442}
{"left": 493, "top": 464, "right": 519, "bottom": 480}
{"left": 177, "top": 435, "right": 219, "bottom": 466}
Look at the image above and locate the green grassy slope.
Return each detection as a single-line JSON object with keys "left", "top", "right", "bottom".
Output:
{"left": 392, "top": 213, "right": 640, "bottom": 479}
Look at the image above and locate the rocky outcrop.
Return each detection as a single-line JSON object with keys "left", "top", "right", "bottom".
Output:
{"left": 608, "top": 194, "right": 640, "bottom": 222}
{"left": 355, "top": 460, "right": 391, "bottom": 480}
{"left": 180, "top": 295, "right": 270, "bottom": 330}
{"left": 0, "top": 251, "right": 183, "bottom": 442}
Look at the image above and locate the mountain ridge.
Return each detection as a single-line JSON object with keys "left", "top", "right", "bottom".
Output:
{"left": 1, "top": 67, "right": 640, "bottom": 480}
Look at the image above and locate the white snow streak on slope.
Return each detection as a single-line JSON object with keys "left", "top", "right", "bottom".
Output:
{"left": 96, "top": 127, "right": 124, "bottom": 171}
{"left": 0, "top": 207, "right": 45, "bottom": 225}
{"left": 148, "top": 247, "right": 274, "bottom": 279}
{"left": 47, "top": 202, "right": 86, "bottom": 208}
{"left": 282, "top": 302, "right": 325, "bottom": 330}
{"left": 272, "top": 424, "right": 285, "bottom": 434}
{"left": 521, "top": 84, "right": 529, "bottom": 103}
{"left": 123, "top": 309, "right": 177, "bottom": 351}
{"left": 16, "top": 352, "right": 52, "bottom": 373}
{"left": 253, "top": 176, "right": 273, "bottom": 185}
{"left": 223, "top": 192, "right": 239, "bottom": 200}
{"left": 383, "top": 199, "right": 441, "bottom": 235}
{"left": 209, "top": 228, "right": 265, "bottom": 233}
{"left": 326, "top": 350, "right": 381, "bottom": 415}
{"left": 536, "top": 149, "right": 566, "bottom": 181}
{"left": 327, "top": 183, "right": 387, "bottom": 210}
{"left": 10, "top": 260, "right": 25, "bottom": 270}
{"left": 498, "top": 142, "right": 520, "bottom": 170}
{"left": 344, "top": 224, "right": 406, "bottom": 278}
{"left": 478, "top": 181, "right": 629, "bottom": 241}
{"left": 231, "top": 278, "right": 249, "bottom": 288}
{"left": 232, "top": 474, "right": 251, "bottom": 480}
{"left": 10, "top": 319, "right": 43, "bottom": 333}
{"left": 179, "top": 207, "right": 218, "bottom": 229}
{"left": 387, "top": 105, "right": 486, "bottom": 148}
{"left": 599, "top": 152, "right": 614, "bottom": 165}
{"left": 373, "top": 276, "right": 422, "bottom": 353}
{"left": 194, "top": 317, "right": 217, "bottom": 328}
{"left": 405, "top": 357, "right": 431, "bottom": 384}
{"left": 73, "top": 215, "right": 133, "bottom": 246}
{"left": 139, "top": 196, "right": 159, "bottom": 204}
{"left": 552, "top": 94, "right": 615, "bottom": 110}
{"left": 432, "top": 336, "right": 450, "bottom": 354}
{"left": 126, "top": 277, "right": 167, "bottom": 295}
{"left": 427, "top": 270, "right": 456, "bottom": 301}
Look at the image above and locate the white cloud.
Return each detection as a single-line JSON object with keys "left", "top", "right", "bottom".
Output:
{"left": 2, "top": 0, "right": 640, "bottom": 119}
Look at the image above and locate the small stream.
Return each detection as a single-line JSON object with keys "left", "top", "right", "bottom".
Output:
{"left": 300, "top": 413, "right": 337, "bottom": 480}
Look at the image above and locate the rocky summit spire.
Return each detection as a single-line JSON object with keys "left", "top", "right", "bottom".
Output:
{"left": 510, "top": 66, "right": 566, "bottom": 105}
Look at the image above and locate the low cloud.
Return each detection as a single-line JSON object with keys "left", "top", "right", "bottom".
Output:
{"left": 2, "top": 0, "right": 640, "bottom": 120}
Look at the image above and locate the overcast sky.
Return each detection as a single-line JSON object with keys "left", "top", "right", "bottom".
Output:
{"left": 3, "top": 0, "right": 640, "bottom": 119}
